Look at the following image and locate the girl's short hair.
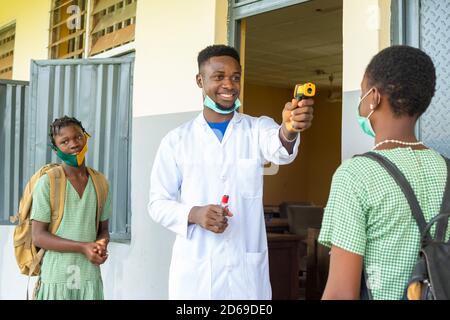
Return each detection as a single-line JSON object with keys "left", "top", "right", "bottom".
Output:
{"left": 49, "top": 116, "right": 86, "bottom": 145}
{"left": 365, "top": 45, "right": 436, "bottom": 118}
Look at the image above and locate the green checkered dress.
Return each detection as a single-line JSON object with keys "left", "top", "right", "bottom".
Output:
{"left": 319, "top": 147, "right": 449, "bottom": 300}
{"left": 30, "top": 174, "right": 111, "bottom": 300}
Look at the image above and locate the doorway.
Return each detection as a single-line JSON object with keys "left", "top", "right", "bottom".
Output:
{"left": 230, "top": 0, "right": 343, "bottom": 299}
{"left": 235, "top": 0, "right": 343, "bottom": 210}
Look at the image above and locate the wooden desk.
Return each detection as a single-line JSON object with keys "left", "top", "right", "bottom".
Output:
{"left": 267, "top": 233, "right": 304, "bottom": 300}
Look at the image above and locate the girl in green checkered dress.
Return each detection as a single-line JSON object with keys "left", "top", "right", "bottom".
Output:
{"left": 319, "top": 46, "right": 449, "bottom": 300}
{"left": 30, "top": 116, "right": 111, "bottom": 300}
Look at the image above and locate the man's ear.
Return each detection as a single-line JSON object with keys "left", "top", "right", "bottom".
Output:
{"left": 196, "top": 74, "right": 203, "bottom": 88}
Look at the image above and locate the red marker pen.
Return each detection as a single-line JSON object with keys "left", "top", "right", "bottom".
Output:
{"left": 221, "top": 195, "right": 229, "bottom": 209}
{"left": 220, "top": 195, "right": 229, "bottom": 216}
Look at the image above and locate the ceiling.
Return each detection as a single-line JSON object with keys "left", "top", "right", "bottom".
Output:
{"left": 244, "top": 0, "right": 343, "bottom": 89}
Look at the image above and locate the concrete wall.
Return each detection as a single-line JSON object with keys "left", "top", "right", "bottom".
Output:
{"left": 133, "top": 0, "right": 228, "bottom": 117}
{"left": 341, "top": 0, "right": 391, "bottom": 160}
{"left": 0, "top": 0, "right": 228, "bottom": 299}
{"left": 0, "top": 0, "right": 51, "bottom": 81}
{"left": 102, "top": 111, "right": 198, "bottom": 299}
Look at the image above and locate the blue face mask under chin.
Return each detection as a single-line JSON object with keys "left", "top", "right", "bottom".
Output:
{"left": 203, "top": 94, "right": 241, "bottom": 115}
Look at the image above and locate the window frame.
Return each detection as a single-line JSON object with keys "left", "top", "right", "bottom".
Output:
{"left": 48, "top": 0, "right": 137, "bottom": 59}
{"left": 0, "top": 22, "right": 17, "bottom": 80}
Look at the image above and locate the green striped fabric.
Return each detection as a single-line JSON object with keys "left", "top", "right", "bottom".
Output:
{"left": 30, "top": 174, "right": 111, "bottom": 300}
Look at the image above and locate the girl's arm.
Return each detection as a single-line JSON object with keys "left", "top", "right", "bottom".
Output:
{"left": 96, "top": 220, "right": 109, "bottom": 243}
{"left": 32, "top": 220, "right": 106, "bottom": 265}
{"left": 95, "top": 220, "right": 110, "bottom": 257}
{"left": 321, "top": 245, "right": 363, "bottom": 300}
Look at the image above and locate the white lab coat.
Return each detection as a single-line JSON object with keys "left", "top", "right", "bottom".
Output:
{"left": 148, "top": 111, "right": 300, "bottom": 300}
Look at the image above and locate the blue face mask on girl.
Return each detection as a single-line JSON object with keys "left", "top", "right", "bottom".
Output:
{"left": 357, "top": 87, "right": 376, "bottom": 137}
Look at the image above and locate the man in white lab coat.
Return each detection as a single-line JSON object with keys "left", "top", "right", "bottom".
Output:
{"left": 148, "top": 45, "right": 314, "bottom": 300}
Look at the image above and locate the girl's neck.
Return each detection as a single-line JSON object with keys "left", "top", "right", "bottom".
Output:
{"left": 375, "top": 133, "right": 419, "bottom": 144}
{"left": 374, "top": 118, "right": 418, "bottom": 144}
{"left": 62, "top": 163, "right": 87, "bottom": 178}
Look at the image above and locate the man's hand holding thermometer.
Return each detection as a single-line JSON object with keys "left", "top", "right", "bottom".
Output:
{"left": 282, "top": 82, "right": 315, "bottom": 137}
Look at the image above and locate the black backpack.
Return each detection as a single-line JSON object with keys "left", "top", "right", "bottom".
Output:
{"left": 356, "top": 151, "right": 450, "bottom": 300}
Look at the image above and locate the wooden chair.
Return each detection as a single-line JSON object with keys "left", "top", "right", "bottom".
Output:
{"left": 286, "top": 205, "right": 323, "bottom": 237}
{"left": 305, "top": 227, "right": 330, "bottom": 300}
{"left": 267, "top": 233, "right": 303, "bottom": 299}
{"left": 279, "top": 201, "right": 313, "bottom": 219}
{"left": 282, "top": 205, "right": 324, "bottom": 299}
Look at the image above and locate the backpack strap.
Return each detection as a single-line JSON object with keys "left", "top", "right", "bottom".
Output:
{"left": 436, "top": 157, "right": 450, "bottom": 241}
{"left": 87, "top": 167, "right": 109, "bottom": 231}
{"left": 354, "top": 152, "right": 432, "bottom": 243}
{"left": 360, "top": 268, "right": 373, "bottom": 300}
{"left": 26, "top": 249, "right": 45, "bottom": 300}
{"left": 46, "top": 166, "right": 67, "bottom": 234}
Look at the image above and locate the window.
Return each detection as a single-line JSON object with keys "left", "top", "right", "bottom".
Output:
{"left": 0, "top": 24, "right": 16, "bottom": 80}
{"left": 49, "top": 0, "right": 137, "bottom": 59}
{"left": 49, "top": 0, "right": 87, "bottom": 59}
{"left": 89, "top": 0, "right": 137, "bottom": 55}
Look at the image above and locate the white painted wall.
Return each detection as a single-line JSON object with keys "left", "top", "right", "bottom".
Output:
{"left": 0, "top": 226, "right": 32, "bottom": 299}
{"left": 132, "top": 0, "right": 227, "bottom": 118}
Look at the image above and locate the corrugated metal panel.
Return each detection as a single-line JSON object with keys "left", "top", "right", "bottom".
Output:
{"left": 0, "top": 80, "right": 29, "bottom": 225}
{"left": 419, "top": 0, "right": 450, "bottom": 158}
{"left": 29, "top": 58, "right": 133, "bottom": 239}
{"left": 391, "top": 0, "right": 450, "bottom": 158}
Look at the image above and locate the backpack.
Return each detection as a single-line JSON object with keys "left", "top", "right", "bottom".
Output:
{"left": 356, "top": 152, "right": 450, "bottom": 300}
{"left": 10, "top": 164, "right": 109, "bottom": 279}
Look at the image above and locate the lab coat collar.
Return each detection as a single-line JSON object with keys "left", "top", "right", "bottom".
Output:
{"left": 195, "top": 109, "right": 244, "bottom": 146}
{"left": 195, "top": 109, "right": 243, "bottom": 128}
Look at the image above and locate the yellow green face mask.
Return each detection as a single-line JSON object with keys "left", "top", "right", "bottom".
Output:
{"left": 49, "top": 133, "right": 90, "bottom": 167}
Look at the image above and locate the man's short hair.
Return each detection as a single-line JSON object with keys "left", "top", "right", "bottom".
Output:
{"left": 197, "top": 45, "right": 241, "bottom": 70}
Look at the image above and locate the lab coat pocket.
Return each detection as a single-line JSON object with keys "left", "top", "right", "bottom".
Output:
{"left": 169, "top": 256, "right": 211, "bottom": 300}
{"left": 237, "top": 158, "right": 263, "bottom": 198}
{"left": 245, "top": 250, "right": 271, "bottom": 300}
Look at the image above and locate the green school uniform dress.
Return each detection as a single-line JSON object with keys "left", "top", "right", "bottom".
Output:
{"left": 30, "top": 174, "right": 111, "bottom": 300}
{"left": 319, "top": 147, "right": 450, "bottom": 300}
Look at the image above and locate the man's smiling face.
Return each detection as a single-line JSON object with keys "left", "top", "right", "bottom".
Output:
{"left": 197, "top": 55, "right": 241, "bottom": 109}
